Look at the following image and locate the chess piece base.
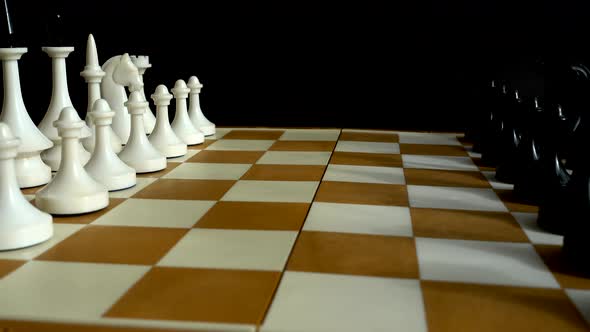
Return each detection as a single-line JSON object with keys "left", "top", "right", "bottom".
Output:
{"left": 0, "top": 216, "right": 53, "bottom": 251}
{"left": 35, "top": 190, "right": 109, "bottom": 215}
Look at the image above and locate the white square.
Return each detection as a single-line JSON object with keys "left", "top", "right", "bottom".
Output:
{"left": 415, "top": 237, "right": 559, "bottom": 288}
{"left": 303, "top": 202, "right": 413, "bottom": 237}
{"left": 402, "top": 155, "right": 478, "bottom": 171}
{"left": 260, "top": 271, "right": 427, "bottom": 332}
{"left": 222, "top": 180, "right": 319, "bottom": 203}
{"left": 0, "top": 223, "right": 84, "bottom": 260}
{"left": 257, "top": 151, "right": 332, "bottom": 165}
{"left": 407, "top": 185, "right": 508, "bottom": 212}
{"left": 109, "top": 178, "right": 157, "bottom": 198}
{"left": 512, "top": 212, "right": 563, "bottom": 245}
{"left": 92, "top": 199, "right": 216, "bottom": 228}
{"left": 163, "top": 163, "right": 252, "bottom": 180}
{"left": 206, "top": 139, "right": 275, "bottom": 151}
{"left": 167, "top": 150, "right": 199, "bottom": 163}
{"left": 0, "top": 261, "right": 149, "bottom": 320}
{"left": 322, "top": 164, "right": 405, "bottom": 184}
{"left": 335, "top": 141, "right": 399, "bottom": 154}
{"left": 481, "top": 171, "right": 514, "bottom": 190}
{"left": 398, "top": 132, "right": 461, "bottom": 145}
{"left": 566, "top": 289, "right": 590, "bottom": 325}
{"left": 279, "top": 129, "right": 341, "bottom": 141}
{"left": 158, "top": 229, "right": 297, "bottom": 271}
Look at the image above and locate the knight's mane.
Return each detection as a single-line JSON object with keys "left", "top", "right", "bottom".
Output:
{"left": 101, "top": 55, "right": 122, "bottom": 72}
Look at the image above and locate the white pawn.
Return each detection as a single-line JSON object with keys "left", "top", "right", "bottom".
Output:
{"left": 171, "top": 79, "right": 204, "bottom": 145}
{"left": 129, "top": 55, "right": 156, "bottom": 134}
{"left": 0, "top": 122, "right": 53, "bottom": 250}
{"left": 150, "top": 85, "right": 187, "bottom": 158}
{"left": 187, "top": 76, "right": 215, "bottom": 136}
{"left": 118, "top": 91, "right": 166, "bottom": 173}
{"left": 80, "top": 34, "right": 122, "bottom": 154}
{"left": 35, "top": 107, "right": 109, "bottom": 215}
{"left": 39, "top": 47, "right": 91, "bottom": 171}
{"left": 85, "top": 99, "right": 136, "bottom": 191}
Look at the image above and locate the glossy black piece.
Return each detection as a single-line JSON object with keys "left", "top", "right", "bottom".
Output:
{"left": 535, "top": 104, "right": 574, "bottom": 235}
{"left": 513, "top": 97, "right": 546, "bottom": 203}
{"left": 562, "top": 114, "right": 590, "bottom": 274}
{"left": 495, "top": 90, "right": 526, "bottom": 183}
{"left": 479, "top": 84, "right": 510, "bottom": 166}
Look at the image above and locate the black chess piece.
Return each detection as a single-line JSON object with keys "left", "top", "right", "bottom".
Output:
{"left": 495, "top": 90, "right": 526, "bottom": 183}
{"left": 561, "top": 113, "right": 590, "bottom": 275}
{"left": 536, "top": 104, "right": 574, "bottom": 235}
{"left": 480, "top": 83, "right": 510, "bottom": 166}
{"left": 468, "top": 80, "right": 498, "bottom": 152}
{"left": 512, "top": 97, "right": 545, "bottom": 204}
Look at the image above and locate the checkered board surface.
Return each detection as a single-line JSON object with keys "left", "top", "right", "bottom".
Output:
{"left": 0, "top": 127, "right": 589, "bottom": 332}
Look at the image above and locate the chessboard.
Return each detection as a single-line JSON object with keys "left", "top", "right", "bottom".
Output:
{"left": 0, "top": 127, "right": 589, "bottom": 332}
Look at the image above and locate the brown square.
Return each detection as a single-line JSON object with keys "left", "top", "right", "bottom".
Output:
{"left": 330, "top": 152, "right": 402, "bottom": 167}
{"left": 400, "top": 144, "right": 468, "bottom": 156}
{"left": 411, "top": 208, "right": 529, "bottom": 242}
{"left": 222, "top": 130, "right": 284, "bottom": 140}
{"left": 187, "top": 139, "right": 216, "bottom": 150}
{"left": 49, "top": 198, "right": 126, "bottom": 224}
{"left": 339, "top": 131, "right": 398, "bottom": 143}
{"left": 187, "top": 150, "right": 264, "bottom": 164}
{"left": 269, "top": 140, "right": 336, "bottom": 151}
{"left": 36, "top": 225, "right": 186, "bottom": 265}
{"left": 136, "top": 162, "right": 179, "bottom": 178}
{"left": 421, "top": 280, "right": 589, "bottom": 332}
{"left": 0, "top": 320, "right": 214, "bottom": 332}
{"left": 133, "top": 179, "right": 235, "bottom": 200}
{"left": 196, "top": 201, "right": 309, "bottom": 231}
{"left": 287, "top": 231, "right": 418, "bottom": 278}
{"left": 404, "top": 169, "right": 491, "bottom": 188}
{"left": 494, "top": 189, "right": 539, "bottom": 213}
{"left": 0, "top": 259, "right": 26, "bottom": 279}
{"left": 21, "top": 184, "right": 44, "bottom": 195}
{"left": 105, "top": 267, "right": 281, "bottom": 324}
{"left": 315, "top": 181, "right": 409, "bottom": 206}
{"left": 535, "top": 245, "right": 590, "bottom": 290}
{"left": 241, "top": 165, "right": 325, "bottom": 181}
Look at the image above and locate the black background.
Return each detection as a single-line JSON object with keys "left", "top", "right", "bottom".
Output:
{"left": 1, "top": 1, "right": 587, "bottom": 131}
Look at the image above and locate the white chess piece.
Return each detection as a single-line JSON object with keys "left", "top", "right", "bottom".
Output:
{"left": 84, "top": 99, "right": 136, "bottom": 191}
{"left": 80, "top": 34, "right": 122, "bottom": 154}
{"left": 118, "top": 91, "right": 166, "bottom": 173}
{"left": 171, "top": 79, "right": 204, "bottom": 145}
{"left": 39, "top": 47, "right": 91, "bottom": 171}
{"left": 187, "top": 76, "right": 215, "bottom": 136}
{"left": 35, "top": 107, "right": 109, "bottom": 215}
{"left": 130, "top": 55, "right": 156, "bottom": 134}
{"left": 101, "top": 54, "right": 143, "bottom": 144}
{"left": 0, "top": 122, "right": 53, "bottom": 250}
{"left": 0, "top": 47, "right": 53, "bottom": 188}
{"left": 149, "top": 85, "right": 187, "bottom": 158}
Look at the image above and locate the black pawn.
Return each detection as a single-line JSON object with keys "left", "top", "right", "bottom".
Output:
{"left": 495, "top": 90, "right": 526, "bottom": 183}
{"left": 480, "top": 83, "right": 510, "bottom": 166}
{"left": 512, "top": 97, "right": 545, "bottom": 204}
{"left": 561, "top": 114, "right": 590, "bottom": 275}
{"left": 536, "top": 105, "right": 573, "bottom": 235}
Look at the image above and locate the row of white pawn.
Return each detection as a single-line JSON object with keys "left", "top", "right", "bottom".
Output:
{"left": 0, "top": 34, "right": 215, "bottom": 192}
